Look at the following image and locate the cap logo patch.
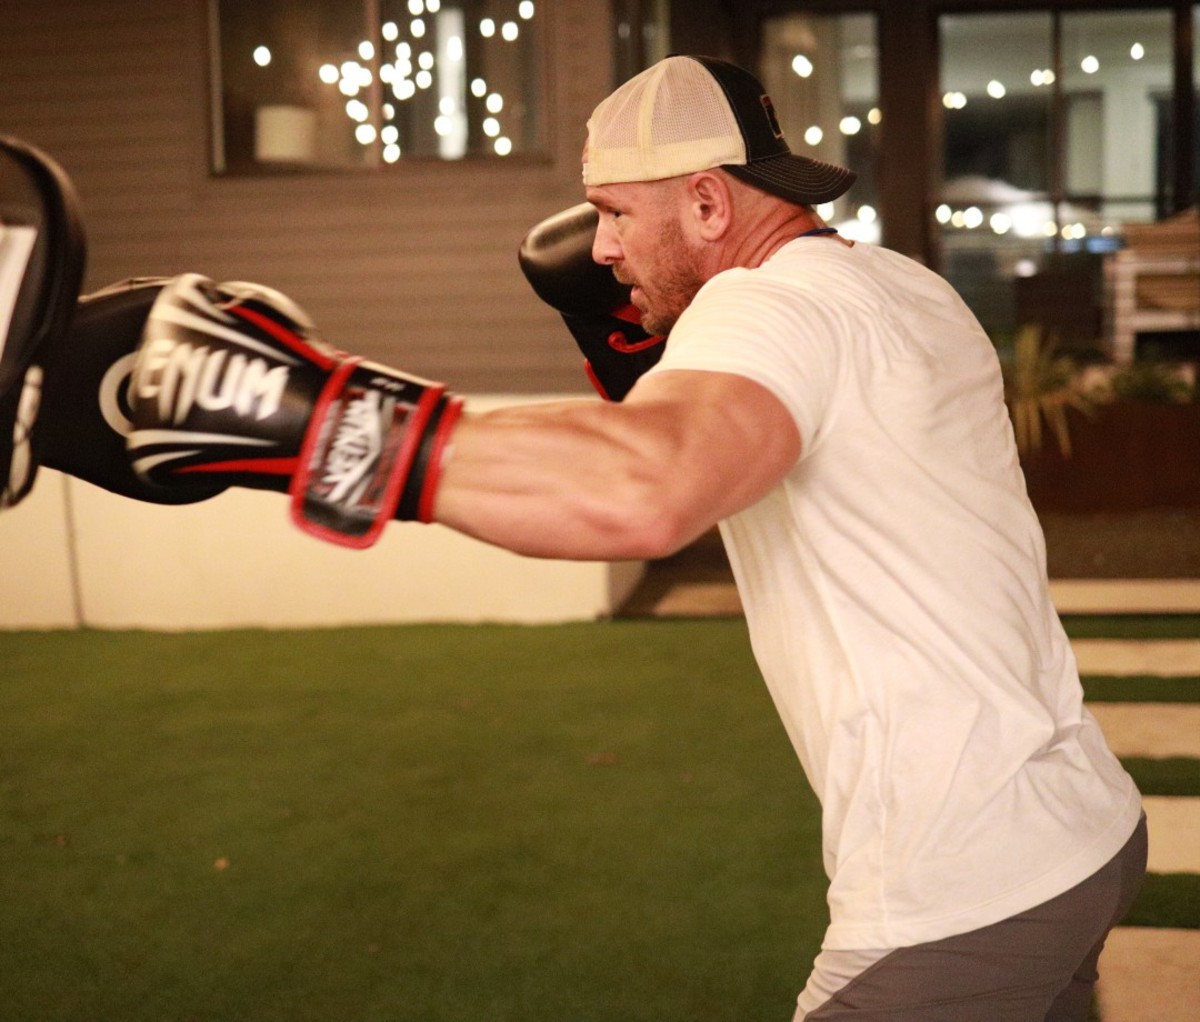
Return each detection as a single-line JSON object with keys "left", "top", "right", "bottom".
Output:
{"left": 760, "top": 94, "right": 784, "bottom": 140}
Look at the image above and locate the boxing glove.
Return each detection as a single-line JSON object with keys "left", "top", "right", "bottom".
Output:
{"left": 125, "top": 273, "right": 461, "bottom": 548}
{"left": 37, "top": 277, "right": 227, "bottom": 505}
{"left": 0, "top": 134, "right": 87, "bottom": 508}
{"left": 518, "top": 203, "right": 664, "bottom": 402}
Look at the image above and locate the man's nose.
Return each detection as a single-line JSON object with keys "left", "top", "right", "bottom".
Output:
{"left": 592, "top": 217, "right": 622, "bottom": 266}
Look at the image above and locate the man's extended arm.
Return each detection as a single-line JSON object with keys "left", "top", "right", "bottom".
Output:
{"left": 434, "top": 368, "right": 801, "bottom": 561}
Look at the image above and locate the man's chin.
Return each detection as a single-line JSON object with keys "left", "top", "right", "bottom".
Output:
{"left": 631, "top": 290, "right": 680, "bottom": 335}
{"left": 641, "top": 311, "right": 675, "bottom": 336}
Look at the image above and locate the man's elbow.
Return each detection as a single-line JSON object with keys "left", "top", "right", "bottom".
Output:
{"left": 597, "top": 487, "right": 712, "bottom": 562}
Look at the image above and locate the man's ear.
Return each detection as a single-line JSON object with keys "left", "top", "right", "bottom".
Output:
{"left": 684, "top": 171, "right": 733, "bottom": 241}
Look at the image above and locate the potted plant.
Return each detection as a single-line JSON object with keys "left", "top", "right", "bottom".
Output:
{"left": 1004, "top": 330, "right": 1199, "bottom": 512}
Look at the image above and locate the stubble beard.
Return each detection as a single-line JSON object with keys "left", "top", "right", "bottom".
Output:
{"left": 620, "top": 218, "right": 706, "bottom": 337}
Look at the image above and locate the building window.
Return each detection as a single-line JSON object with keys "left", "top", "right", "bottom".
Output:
{"left": 211, "top": 0, "right": 546, "bottom": 173}
{"left": 759, "top": 12, "right": 880, "bottom": 242}
{"left": 937, "top": 7, "right": 1185, "bottom": 353}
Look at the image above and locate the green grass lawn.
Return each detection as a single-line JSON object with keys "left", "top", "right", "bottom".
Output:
{"left": 0, "top": 622, "right": 826, "bottom": 1022}
{"left": 1061, "top": 614, "right": 1200, "bottom": 640}
{"left": 1, "top": 619, "right": 1195, "bottom": 1020}
{"left": 1083, "top": 676, "right": 1200, "bottom": 703}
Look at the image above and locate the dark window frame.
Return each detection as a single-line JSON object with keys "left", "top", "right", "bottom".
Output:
{"left": 740, "top": 0, "right": 1197, "bottom": 269}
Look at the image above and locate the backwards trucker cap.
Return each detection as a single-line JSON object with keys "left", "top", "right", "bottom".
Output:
{"left": 584, "top": 55, "right": 856, "bottom": 206}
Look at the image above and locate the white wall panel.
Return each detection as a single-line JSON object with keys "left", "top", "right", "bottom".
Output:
{"left": 0, "top": 396, "right": 644, "bottom": 630}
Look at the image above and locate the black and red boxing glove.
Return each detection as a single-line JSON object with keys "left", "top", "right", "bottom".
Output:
{"left": 125, "top": 273, "right": 461, "bottom": 548}
{"left": 518, "top": 203, "right": 664, "bottom": 402}
{"left": 38, "top": 278, "right": 227, "bottom": 505}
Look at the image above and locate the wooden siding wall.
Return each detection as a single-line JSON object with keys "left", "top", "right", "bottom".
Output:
{"left": 0, "top": 1, "right": 614, "bottom": 393}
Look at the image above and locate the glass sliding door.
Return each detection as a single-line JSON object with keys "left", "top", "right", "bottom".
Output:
{"left": 937, "top": 8, "right": 1176, "bottom": 358}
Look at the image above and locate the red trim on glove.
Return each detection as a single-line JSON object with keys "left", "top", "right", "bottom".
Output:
{"left": 416, "top": 394, "right": 464, "bottom": 523}
{"left": 584, "top": 360, "right": 614, "bottom": 401}
{"left": 606, "top": 329, "right": 665, "bottom": 354}
{"left": 608, "top": 303, "right": 665, "bottom": 353}
{"left": 230, "top": 305, "right": 341, "bottom": 373}
{"left": 290, "top": 357, "right": 446, "bottom": 549}
{"left": 611, "top": 303, "right": 642, "bottom": 325}
{"left": 176, "top": 457, "right": 298, "bottom": 476}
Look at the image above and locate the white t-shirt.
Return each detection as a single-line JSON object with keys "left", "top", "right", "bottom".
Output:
{"left": 647, "top": 237, "right": 1141, "bottom": 950}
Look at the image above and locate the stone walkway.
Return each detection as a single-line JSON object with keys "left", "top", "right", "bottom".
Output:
{"left": 1097, "top": 928, "right": 1200, "bottom": 1022}
{"left": 1069, "top": 603, "right": 1200, "bottom": 1020}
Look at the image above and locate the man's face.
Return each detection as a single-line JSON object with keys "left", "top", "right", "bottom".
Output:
{"left": 585, "top": 180, "right": 706, "bottom": 336}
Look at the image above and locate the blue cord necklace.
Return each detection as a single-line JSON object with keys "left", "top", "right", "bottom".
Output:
{"left": 798, "top": 227, "right": 839, "bottom": 237}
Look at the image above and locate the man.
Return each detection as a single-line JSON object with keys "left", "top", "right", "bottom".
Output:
{"left": 16, "top": 55, "right": 1144, "bottom": 1021}
{"left": 431, "top": 56, "right": 1146, "bottom": 1021}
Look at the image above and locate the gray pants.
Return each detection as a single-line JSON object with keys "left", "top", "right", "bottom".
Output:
{"left": 799, "top": 815, "right": 1148, "bottom": 1021}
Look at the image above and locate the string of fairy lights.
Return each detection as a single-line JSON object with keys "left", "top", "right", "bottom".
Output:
{"left": 253, "top": 1, "right": 536, "bottom": 161}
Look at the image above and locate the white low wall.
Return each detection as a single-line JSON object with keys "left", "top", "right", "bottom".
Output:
{"left": 0, "top": 396, "right": 645, "bottom": 630}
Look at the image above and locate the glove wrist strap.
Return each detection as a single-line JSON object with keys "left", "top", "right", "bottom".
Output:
{"left": 290, "top": 357, "right": 446, "bottom": 548}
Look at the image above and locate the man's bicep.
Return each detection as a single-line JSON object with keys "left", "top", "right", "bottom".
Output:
{"left": 628, "top": 368, "right": 802, "bottom": 523}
